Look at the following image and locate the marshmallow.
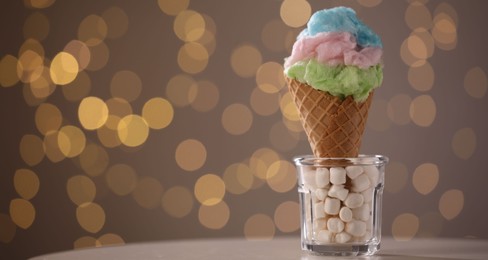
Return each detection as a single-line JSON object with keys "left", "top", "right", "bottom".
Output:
{"left": 346, "top": 165, "right": 363, "bottom": 179}
{"left": 344, "top": 193, "right": 364, "bottom": 209}
{"left": 328, "top": 184, "right": 349, "bottom": 201}
{"left": 314, "top": 188, "right": 328, "bottom": 201}
{"left": 324, "top": 197, "right": 340, "bottom": 215}
{"left": 330, "top": 167, "right": 347, "bottom": 185}
{"left": 352, "top": 203, "right": 370, "bottom": 221}
{"left": 315, "top": 167, "right": 330, "bottom": 188}
{"left": 346, "top": 220, "right": 367, "bottom": 237}
{"left": 313, "top": 202, "right": 325, "bottom": 219}
{"left": 316, "top": 230, "right": 333, "bottom": 243}
{"left": 361, "top": 187, "right": 374, "bottom": 203}
{"left": 335, "top": 232, "right": 352, "bottom": 244}
{"left": 339, "top": 206, "right": 353, "bottom": 222}
{"left": 313, "top": 218, "right": 327, "bottom": 230}
{"left": 352, "top": 174, "right": 371, "bottom": 192}
{"left": 301, "top": 167, "right": 316, "bottom": 189}
{"left": 327, "top": 217, "right": 345, "bottom": 233}
{"left": 364, "top": 165, "right": 379, "bottom": 186}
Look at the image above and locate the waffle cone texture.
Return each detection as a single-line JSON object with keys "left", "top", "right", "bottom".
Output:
{"left": 287, "top": 77, "right": 373, "bottom": 158}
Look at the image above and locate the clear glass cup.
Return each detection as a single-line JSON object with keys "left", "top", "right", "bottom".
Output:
{"left": 294, "top": 155, "right": 388, "bottom": 256}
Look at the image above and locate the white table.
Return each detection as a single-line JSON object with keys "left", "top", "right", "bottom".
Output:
{"left": 30, "top": 236, "right": 488, "bottom": 260}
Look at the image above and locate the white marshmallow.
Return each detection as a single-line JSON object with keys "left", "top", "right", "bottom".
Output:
{"left": 327, "top": 217, "right": 345, "bottom": 233}
{"left": 330, "top": 167, "right": 347, "bottom": 185}
{"left": 352, "top": 203, "right": 370, "bottom": 221}
{"left": 346, "top": 166, "right": 363, "bottom": 179}
{"left": 314, "top": 188, "right": 328, "bottom": 201}
{"left": 316, "top": 230, "right": 333, "bottom": 243}
{"left": 324, "top": 197, "right": 340, "bottom": 215}
{"left": 364, "top": 165, "right": 380, "bottom": 186}
{"left": 352, "top": 174, "right": 371, "bottom": 192}
{"left": 301, "top": 167, "right": 316, "bottom": 189}
{"left": 328, "top": 185, "right": 349, "bottom": 201}
{"left": 346, "top": 220, "right": 367, "bottom": 237}
{"left": 313, "top": 202, "right": 325, "bottom": 219}
{"left": 344, "top": 193, "right": 364, "bottom": 209}
{"left": 315, "top": 167, "right": 330, "bottom": 188}
{"left": 313, "top": 218, "right": 327, "bottom": 230}
{"left": 339, "top": 207, "right": 353, "bottom": 222}
{"left": 361, "top": 187, "right": 374, "bottom": 203}
{"left": 335, "top": 232, "right": 352, "bottom": 244}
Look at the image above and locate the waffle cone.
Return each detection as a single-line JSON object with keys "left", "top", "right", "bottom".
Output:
{"left": 286, "top": 77, "right": 373, "bottom": 158}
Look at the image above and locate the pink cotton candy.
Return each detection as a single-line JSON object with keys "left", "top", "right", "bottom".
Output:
{"left": 284, "top": 31, "right": 382, "bottom": 69}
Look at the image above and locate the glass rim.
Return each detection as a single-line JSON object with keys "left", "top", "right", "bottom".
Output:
{"left": 293, "top": 154, "right": 389, "bottom": 167}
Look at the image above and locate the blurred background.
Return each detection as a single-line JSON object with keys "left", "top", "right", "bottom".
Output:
{"left": 1, "top": 0, "right": 487, "bottom": 259}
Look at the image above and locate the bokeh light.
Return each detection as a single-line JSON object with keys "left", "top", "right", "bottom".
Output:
{"left": 190, "top": 80, "right": 219, "bottom": 112}
{"left": 165, "top": 74, "right": 197, "bottom": 107}
{"left": 269, "top": 121, "right": 299, "bottom": 152}
{"left": 73, "top": 236, "right": 97, "bottom": 249}
{"left": 0, "top": 55, "right": 20, "bottom": 87}
{"left": 110, "top": 70, "right": 142, "bottom": 102}
{"left": 451, "top": 127, "right": 476, "bottom": 160}
{"left": 23, "top": 12, "right": 50, "bottom": 41}
{"left": 9, "top": 199, "right": 36, "bottom": 229}
{"left": 142, "top": 97, "right": 174, "bottom": 130}
{"left": 76, "top": 202, "right": 106, "bottom": 233}
{"left": 97, "top": 233, "right": 125, "bottom": 247}
{"left": 178, "top": 42, "right": 209, "bottom": 74}
{"left": 175, "top": 139, "right": 207, "bottom": 171}
{"left": 106, "top": 164, "right": 138, "bottom": 196}
{"left": 358, "top": 0, "right": 383, "bottom": 8}
{"left": 132, "top": 177, "right": 164, "bottom": 209}
{"left": 410, "top": 95, "right": 436, "bottom": 127}
{"left": 194, "top": 174, "right": 226, "bottom": 206}
{"left": 173, "top": 10, "right": 205, "bottom": 42}
{"left": 57, "top": 125, "right": 86, "bottom": 158}
{"left": 117, "top": 114, "right": 149, "bottom": 147}
{"left": 35, "top": 103, "right": 62, "bottom": 135}
{"left": 412, "top": 163, "right": 439, "bottom": 195}
{"left": 256, "top": 62, "right": 286, "bottom": 94}
{"left": 85, "top": 42, "right": 109, "bottom": 71}
{"left": 231, "top": 45, "right": 262, "bottom": 78}
{"left": 78, "top": 15, "right": 108, "bottom": 46}
{"left": 67, "top": 175, "right": 96, "bottom": 206}
{"left": 392, "top": 213, "right": 419, "bottom": 241}
{"left": 261, "top": 20, "right": 289, "bottom": 52}
{"left": 50, "top": 52, "right": 79, "bottom": 85}
{"left": 250, "top": 87, "right": 280, "bottom": 116}
{"left": 25, "top": 0, "right": 56, "bottom": 9}
{"left": 464, "top": 67, "right": 487, "bottom": 99}
{"left": 408, "top": 61, "right": 434, "bottom": 92}
{"left": 19, "top": 134, "right": 45, "bottom": 166}
{"left": 79, "top": 143, "right": 109, "bottom": 177}
{"left": 266, "top": 160, "right": 296, "bottom": 193}
{"left": 221, "top": 103, "right": 253, "bottom": 135}
{"left": 43, "top": 131, "right": 65, "bottom": 163}
{"left": 439, "top": 189, "right": 464, "bottom": 220}
{"left": 222, "top": 163, "right": 254, "bottom": 195}
{"left": 78, "top": 96, "right": 109, "bottom": 130}
{"left": 102, "top": 6, "right": 129, "bottom": 39}
{"left": 161, "top": 186, "right": 194, "bottom": 218}
{"left": 63, "top": 40, "right": 91, "bottom": 71}
{"left": 280, "top": 0, "right": 311, "bottom": 28}
{"left": 244, "top": 214, "right": 275, "bottom": 240}
{"left": 274, "top": 201, "right": 299, "bottom": 233}
{"left": 405, "top": 2, "right": 432, "bottom": 30}
{"left": 14, "top": 169, "right": 40, "bottom": 200}
{"left": 62, "top": 71, "right": 91, "bottom": 101}
{"left": 198, "top": 201, "right": 230, "bottom": 230}
{"left": 157, "top": 0, "right": 189, "bottom": 16}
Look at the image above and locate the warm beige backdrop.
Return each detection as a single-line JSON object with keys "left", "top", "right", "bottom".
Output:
{"left": 1, "top": 0, "right": 487, "bottom": 259}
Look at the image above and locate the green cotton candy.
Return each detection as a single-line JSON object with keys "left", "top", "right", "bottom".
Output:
{"left": 286, "top": 59, "right": 383, "bottom": 102}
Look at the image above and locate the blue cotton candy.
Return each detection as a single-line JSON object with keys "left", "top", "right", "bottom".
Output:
{"left": 299, "top": 7, "right": 382, "bottom": 48}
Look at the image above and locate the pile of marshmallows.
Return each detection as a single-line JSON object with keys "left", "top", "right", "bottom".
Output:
{"left": 302, "top": 165, "right": 380, "bottom": 244}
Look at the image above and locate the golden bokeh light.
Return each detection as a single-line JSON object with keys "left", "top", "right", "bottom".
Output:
{"left": 405, "top": 2, "right": 432, "bottom": 30}
{"left": 76, "top": 202, "right": 106, "bottom": 233}
{"left": 97, "top": 233, "right": 125, "bottom": 247}
{"left": 62, "top": 71, "right": 91, "bottom": 101}
{"left": 58, "top": 125, "right": 86, "bottom": 158}
{"left": 67, "top": 175, "right": 96, "bottom": 206}
{"left": 30, "top": 67, "right": 56, "bottom": 99}
{"left": 387, "top": 94, "right": 412, "bottom": 125}
{"left": 256, "top": 62, "right": 286, "bottom": 94}
{"left": 392, "top": 213, "right": 419, "bottom": 241}
{"left": 142, "top": 97, "right": 174, "bottom": 130}
{"left": 198, "top": 201, "right": 230, "bottom": 230}
{"left": 10, "top": 199, "right": 36, "bottom": 229}
{"left": 274, "top": 201, "right": 300, "bottom": 233}
{"left": 117, "top": 115, "right": 149, "bottom": 147}
{"left": 221, "top": 103, "right": 253, "bottom": 135}
{"left": 0, "top": 55, "right": 20, "bottom": 87}
{"left": 412, "top": 163, "right": 439, "bottom": 195}
{"left": 408, "top": 61, "right": 434, "bottom": 92}
{"left": 244, "top": 214, "right": 275, "bottom": 240}
{"left": 223, "top": 163, "right": 254, "bottom": 195}
{"left": 97, "top": 116, "right": 123, "bottom": 148}
{"left": 464, "top": 67, "right": 487, "bottom": 99}
{"left": 50, "top": 52, "right": 79, "bottom": 85}
{"left": 23, "top": 83, "right": 47, "bottom": 107}
{"left": 410, "top": 95, "right": 436, "bottom": 127}
{"left": 161, "top": 186, "right": 194, "bottom": 218}
{"left": 269, "top": 121, "right": 299, "bottom": 152}
{"left": 14, "top": 169, "right": 40, "bottom": 200}
{"left": 79, "top": 143, "right": 109, "bottom": 177}
{"left": 407, "top": 34, "right": 428, "bottom": 60}
{"left": 25, "top": 0, "right": 56, "bottom": 9}
{"left": 102, "top": 6, "right": 129, "bottom": 39}
{"left": 106, "top": 164, "right": 138, "bottom": 196}
{"left": 157, "top": 0, "right": 189, "bottom": 16}
{"left": 78, "top": 15, "right": 108, "bottom": 46}
{"left": 35, "top": 103, "right": 62, "bottom": 135}
{"left": 132, "top": 177, "right": 164, "bottom": 209}
{"left": 196, "top": 28, "right": 216, "bottom": 57}
{"left": 358, "top": 0, "right": 383, "bottom": 7}
{"left": 19, "top": 134, "right": 45, "bottom": 166}
{"left": 250, "top": 87, "right": 280, "bottom": 116}
{"left": 261, "top": 20, "right": 290, "bottom": 52}
{"left": 73, "top": 236, "right": 97, "bottom": 249}
{"left": 19, "top": 38, "right": 45, "bottom": 58}
{"left": 190, "top": 80, "right": 220, "bottom": 112}
{"left": 266, "top": 160, "right": 296, "bottom": 193}
{"left": 175, "top": 139, "right": 207, "bottom": 171}
{"left": 173, "top": 10, "right": 206, "bottom": 42}
{"left": 282, "top": 115, "right": 304, "bottom": 133}
{"left": 451, "top": 128, "right": 476, "bottom": 160}
{"left": 0, "top": 213, "right": 16, "bottom": 243}
{"left": 279, "top": 92, "right": 300, "bottom": 122}
{"left": 385, "top": 161, "right": 409, "bottom": 194}
{"left": 17, "top": 49, "right": 44, "bottom": 83}
{"left": 23, "top": 12, "right": 50, "bottom": 41}
{"left": 249, "top": 147, "right": 280, "bottom": 180}
{"left": 43, "top": 131, "right": 66, "bottom": 162}
{"left": 280, "top": 0, "right": 311, "bottom": 28}
{"left": 367, "top": 98, "right": 391, "bottom": 131}
{"left": 85, "top": 42, "right": 110, "bottom": 71}
{"left": 165, "top": 74, "right": 197, "bottom": 107}
{"left": 78, "top": 96, "right": 109, "bottom": 130}
{"left": 439, "top": 189, "right": 464, "bottom": 220}
{"left": 194, "top": 174, "right": 226, "bottom": 206}
{"left": 432, "top": 13, "right": 457, "bottom": 50}
{"left": 106, "top": 97, "right": 133, "bottom": 118}
{"left": 63, "top": 40, "right": 91, "bottom": 71}
{"left": 177, "top": 42, "right": 209, "bottom": 74}
{"left": 231, "top": 45, "right": 262, "bottom": 78}
{"left": 110, "top": 70, "right": 142, "bottom": 102}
